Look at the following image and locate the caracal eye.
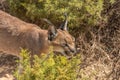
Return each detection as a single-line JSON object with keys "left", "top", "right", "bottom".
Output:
{"left": 72, "top": 37, "right": 75, "bottom": 42}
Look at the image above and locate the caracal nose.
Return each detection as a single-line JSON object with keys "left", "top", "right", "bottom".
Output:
{"left": 71, "top": 48, "right": 77, "bottom": 54}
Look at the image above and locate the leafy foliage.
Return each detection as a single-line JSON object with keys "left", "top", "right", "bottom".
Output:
{"left": 7, "top": 0, "right": 114, "bottom": 29}
{"left": 14, "top": 49, "right": 81, "bottom": 80}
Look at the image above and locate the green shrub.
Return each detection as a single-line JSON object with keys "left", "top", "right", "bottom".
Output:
{"left": 14, "top": 49, "right": 81, "bottom": 80}
{"left": 7, "top": 0, "right": 114, "bottom": 29}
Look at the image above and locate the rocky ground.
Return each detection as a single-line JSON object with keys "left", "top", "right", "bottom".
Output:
{"left": 0, "top": 53, "right": 18, "bottom": 80}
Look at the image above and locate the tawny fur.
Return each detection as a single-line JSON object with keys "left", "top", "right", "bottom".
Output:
{"left": 0, "top": 10, "right": 76, "bottom": 57}
{"left": 0, "top": 10, "right": 49, "bottom": 57}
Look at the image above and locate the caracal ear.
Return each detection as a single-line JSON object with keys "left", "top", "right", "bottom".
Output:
{"left": 48, "top": 25, "right": 57, "bottom": 41}
{"left": 42, "top": 18, "right": 57, "bottom": 41}
{"left": 59, "top": 13, "right": 68, "bottom": 31}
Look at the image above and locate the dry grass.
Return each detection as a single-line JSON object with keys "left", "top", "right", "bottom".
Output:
{"left": 76, "top": 1, "right": 120, "bottom": 79}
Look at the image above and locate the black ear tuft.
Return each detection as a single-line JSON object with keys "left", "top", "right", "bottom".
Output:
{"left": 59, "top": 13, "right": 68, "bottom": 31}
